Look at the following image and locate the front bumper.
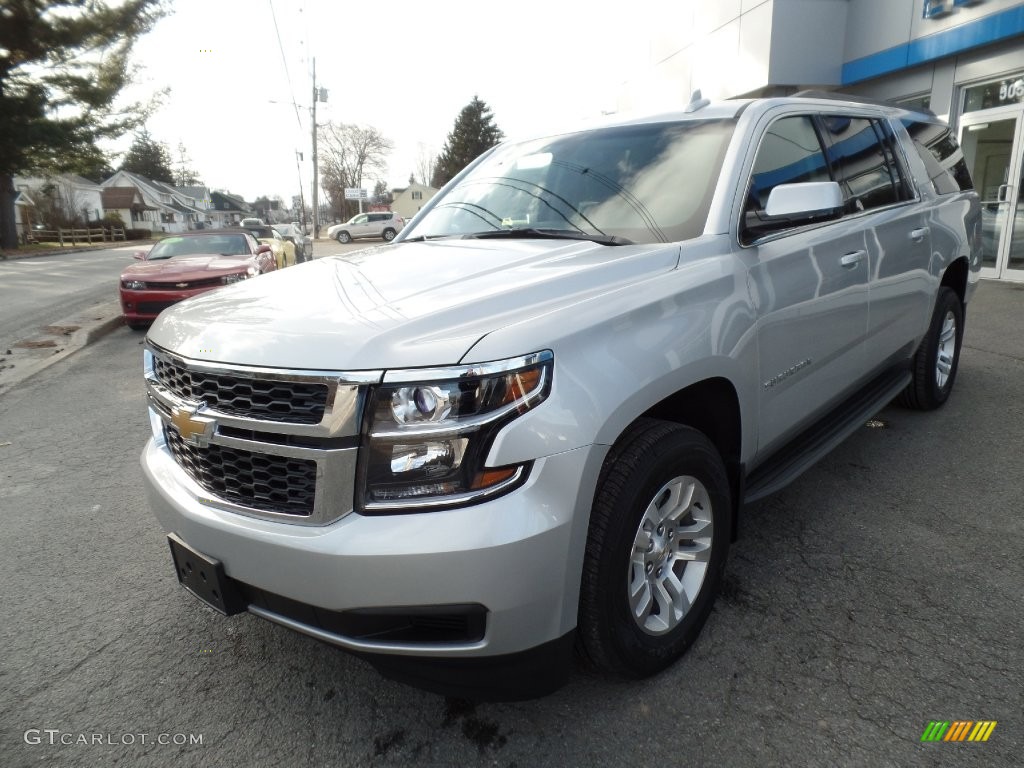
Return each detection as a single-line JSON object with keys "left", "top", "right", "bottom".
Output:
{"left": 120, "top": 286, "right": 213, "bottom": 322}
{"left": 142, "top": 437, "right": 603, "bottom": 663}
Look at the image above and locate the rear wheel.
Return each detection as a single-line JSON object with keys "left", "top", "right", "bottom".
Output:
{"left": 898, "top": 287, "right": 964, "bottom": 410}
{"left": 578, "top": 419, "right": 731, "bottom": 678}
{"left": 336, "top": 231, "right": 351, "bottom": 244}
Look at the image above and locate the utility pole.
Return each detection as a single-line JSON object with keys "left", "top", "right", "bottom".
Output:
{"left": 311, "top": 57, "right": 319, "bottom": 239}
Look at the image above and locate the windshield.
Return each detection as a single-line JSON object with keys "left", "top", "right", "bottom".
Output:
{"left": 403, "top": 119, "right": 736, "bottom": 245}
{"left": 147, "top": 235, "right": 251, "bottom": 260}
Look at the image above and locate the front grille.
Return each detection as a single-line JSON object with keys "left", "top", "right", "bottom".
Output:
{"left": 147, "top": 277, "right": 224, "bottom": 290}
{"left": 153, "top": 354, "right": 328, "bottom": 424}
{"left": 165, "top": 426, "right": 317, "bottom": 516}
{"left": 138, "top": 300, "right": 180, "bottom": 315}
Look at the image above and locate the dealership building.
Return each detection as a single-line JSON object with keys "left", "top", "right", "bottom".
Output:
{"left": 617, "top": 0, "right": 1024, "bottom": 281}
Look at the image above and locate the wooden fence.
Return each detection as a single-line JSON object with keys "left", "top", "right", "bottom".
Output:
{"left": 26, "top": 226, "right": 126, "bottom": 246}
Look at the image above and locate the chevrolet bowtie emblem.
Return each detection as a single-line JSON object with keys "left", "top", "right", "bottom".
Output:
{"left": 170, "top": 405, "right": 214, "bottom": 447}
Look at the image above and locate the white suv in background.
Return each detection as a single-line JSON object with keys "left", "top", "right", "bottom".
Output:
{"left": 327, "top": 212, "right": 405, "bottom": 243}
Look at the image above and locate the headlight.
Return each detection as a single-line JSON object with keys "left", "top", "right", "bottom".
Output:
{"left": 221, "top": 269, "right": 253, "bottom": 285}
{"left": 122, "top": 280, "right": 146, "bottom": 290}
{"left": 360, "top": 351, "right": 553, "bottom": 512}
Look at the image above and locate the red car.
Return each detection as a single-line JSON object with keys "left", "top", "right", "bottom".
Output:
{"left": 119, "top": 230, "right": 277, "bottom": 329}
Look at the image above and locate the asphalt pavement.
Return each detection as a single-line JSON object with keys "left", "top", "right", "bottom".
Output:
{"left": 0, "top": 278, "right": 1021, "bottom": 767}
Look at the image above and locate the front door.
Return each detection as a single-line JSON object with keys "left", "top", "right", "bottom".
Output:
{"left": 959, "top": 107, "right": 1024, "bottom": 281}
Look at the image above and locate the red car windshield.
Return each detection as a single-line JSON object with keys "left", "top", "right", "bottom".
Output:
{"left": 148, "top": 235, "right": 251, "bottom": 260}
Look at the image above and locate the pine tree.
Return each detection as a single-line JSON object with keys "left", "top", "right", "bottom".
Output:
{"left": 431, "top": 96, "right": 504, "bottom": 188}
{"left": 120, "top": 130, "right": 175, "bottom": 184}
{"left": 0, "top": 0, "right": 167, "bottom": 250}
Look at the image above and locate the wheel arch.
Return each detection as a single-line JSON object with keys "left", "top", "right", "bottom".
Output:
{"left": 940, "top": 256, "right": 969, "bottom": 306}
{"left": 627, "top": 376, "right": 744, "bottom": 540}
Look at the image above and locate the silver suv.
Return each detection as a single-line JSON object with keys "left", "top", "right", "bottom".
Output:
{"left": 327, "top": 211, "right": 405, "bottom": 243}
{"left": 141, "top": 93, "right": 980, "bottom": 700}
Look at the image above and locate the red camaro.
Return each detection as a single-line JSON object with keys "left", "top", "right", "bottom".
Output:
{"left": 119, "top": 230, "right": 277, "bottom": 329}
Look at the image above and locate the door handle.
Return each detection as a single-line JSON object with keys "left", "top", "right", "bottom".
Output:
{"left": 910, "top": 227, "right": 930, "bottom": 242}
{"left": 840, "top": 250, "right": 866, "bottom": 268}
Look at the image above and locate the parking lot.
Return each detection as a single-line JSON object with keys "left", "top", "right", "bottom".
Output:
{"left": 0, "top": 280, "right": 1021, "bottom": 767}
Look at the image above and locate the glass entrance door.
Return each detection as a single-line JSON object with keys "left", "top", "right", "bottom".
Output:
{"left": 959, "top": 107, "right": 1024, "bottom": 281}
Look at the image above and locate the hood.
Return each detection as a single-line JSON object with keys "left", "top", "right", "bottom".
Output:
{"left": 148, "top": 238, "right": 679, "bottom": 370}
{"left": 123, "top": 255, "right": 250, "bottom": 282}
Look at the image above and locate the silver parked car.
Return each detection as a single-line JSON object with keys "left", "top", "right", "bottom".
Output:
{"left": 141, "top": 93, "right": 980, "bottom": 700}
{"left": 326, "top": 211, "right": 405, "bottom": 243}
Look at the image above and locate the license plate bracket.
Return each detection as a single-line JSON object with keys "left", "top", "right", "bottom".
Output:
{"left": 167, "top": 533, "right": 245, "bottom": 615}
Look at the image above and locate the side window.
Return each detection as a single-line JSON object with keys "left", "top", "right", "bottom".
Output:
{"left": 742, "top": 115, "right": 832, "bottom": 245}
{"left": 820, "top": 116, "right": 905, "bottom": 212}
{"left": 901, "top": 119, "right": 974, "bottom": 195}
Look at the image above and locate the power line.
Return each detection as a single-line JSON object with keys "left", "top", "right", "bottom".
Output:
{"left": 268, "top": 0, "right": 303, "bottom": 131}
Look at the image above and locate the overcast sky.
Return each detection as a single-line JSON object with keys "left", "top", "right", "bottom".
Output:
{"left": 115, "top": 0, "right": 653, "bottom": 206}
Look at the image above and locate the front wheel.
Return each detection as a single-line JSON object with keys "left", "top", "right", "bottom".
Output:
{"left": 898, "top": 286, "right": 964, "bottom": 410}
{"left": 578, "top": 419, "right": 731, "bottom": 678}
{"left": 336, "top": 231, "right": 351, "bottom": 244}
{"left": 382, "top": 228, "right": 396, "bottom": 242}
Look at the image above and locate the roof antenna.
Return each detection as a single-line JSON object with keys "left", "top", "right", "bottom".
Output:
{"left": 684, "top": 89, "right": 710, "bottom": 113}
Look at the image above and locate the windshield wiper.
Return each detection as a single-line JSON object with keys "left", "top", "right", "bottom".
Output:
{"left": 464, "top": 228, "right": 633, "bottom": 246}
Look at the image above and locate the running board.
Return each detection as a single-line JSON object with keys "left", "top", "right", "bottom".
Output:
{"left": 743, "top": 367, "right": 911, "bottom": 505}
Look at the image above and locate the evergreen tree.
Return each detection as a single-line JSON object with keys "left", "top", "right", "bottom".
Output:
{"left": 120, "top": 130, "right": 175, "bottom": 184}
{"left": 431, "top": 96, "right": 504, "bottom": 188}
{"left": 0, "top": 0, "right": 167, "bottom": 250}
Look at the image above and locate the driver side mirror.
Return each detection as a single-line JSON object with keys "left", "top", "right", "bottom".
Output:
{"left": 256, "top": 244, "right": 272, "bottom": 255}
{"left": 133, "top": 250, "right": 147, "bottom": 260}
{"left": 764, "top": 181, "right": 843, "bottom": 219}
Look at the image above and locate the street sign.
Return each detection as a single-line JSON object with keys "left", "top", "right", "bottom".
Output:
{"left": 344, "top": 188, "right": 368, "bottom": 200}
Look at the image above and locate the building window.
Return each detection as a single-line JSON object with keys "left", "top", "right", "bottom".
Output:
{"left": 963, "top": 76, "right": 1024, "bottom": 114}
{"left": 897, "top": 94, "right": 931, "bottom": 112}
{"left": 411, "top": 191, "right": 423, "bottom": 200}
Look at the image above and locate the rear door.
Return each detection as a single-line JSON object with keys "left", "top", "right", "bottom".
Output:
{"left": 818, "top": 113, "right": 932, "bottom": 369}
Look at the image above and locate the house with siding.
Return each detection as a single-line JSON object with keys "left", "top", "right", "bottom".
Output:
{"left": 100, "top": 186, "right": 156, "bottom": 229}
{"left": 390, "top": 183, "right": 438, "bottom": 220}
{"left": 14, "top": 173, "right": 105, "bottom": 225}
{"left": 208, "top": 191, "right": 255, "bottom": 228}
{"left": 101, "top": 171, "right": 206, "bottom": 233}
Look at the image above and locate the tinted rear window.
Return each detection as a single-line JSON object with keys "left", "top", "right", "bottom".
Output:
{"left": 901, "top": 119, "right": 974, "bottom": 195}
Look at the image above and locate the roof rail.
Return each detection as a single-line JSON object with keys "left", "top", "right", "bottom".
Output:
{"left": 792, "top": 89, "right": 938, "bottom": 117}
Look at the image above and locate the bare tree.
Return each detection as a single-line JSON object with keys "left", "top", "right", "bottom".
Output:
{"left": 318, "top": 122, "right": 393, "bottom": 219}
{"left": 413, "top": 143, "right": 436, "bottom": 188}
{"left": 28, "top": 180, "right": 87, "bottom": 227}
{"left": 174, "top": 141, "right": 203, "bottom": 187}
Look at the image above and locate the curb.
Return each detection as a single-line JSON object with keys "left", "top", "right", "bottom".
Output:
{"left": 0, "top": 300, "right": 125, "bottom": 396}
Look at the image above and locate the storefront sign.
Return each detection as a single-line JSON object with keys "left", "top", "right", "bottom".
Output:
{"left": 963, "top": 75, "right": 1024, "bottom": 114}
{"left": 924, "top": 0, "right": 983, "bottom": 19}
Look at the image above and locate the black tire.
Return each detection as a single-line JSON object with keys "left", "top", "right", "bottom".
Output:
{"left": 897, "top": 286, "right": 964, "bottom": 410}
{"left": 382, "top": 228, "right": 396, "bottom": 242}
{"left": 127, "top": 321, "right": 148, "bottom": 331}
{"left": 577, "top": 418, "right": 731, "bottom": 678}
{"left": 336, "top": 231, "right": 351, "bottom": 244}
